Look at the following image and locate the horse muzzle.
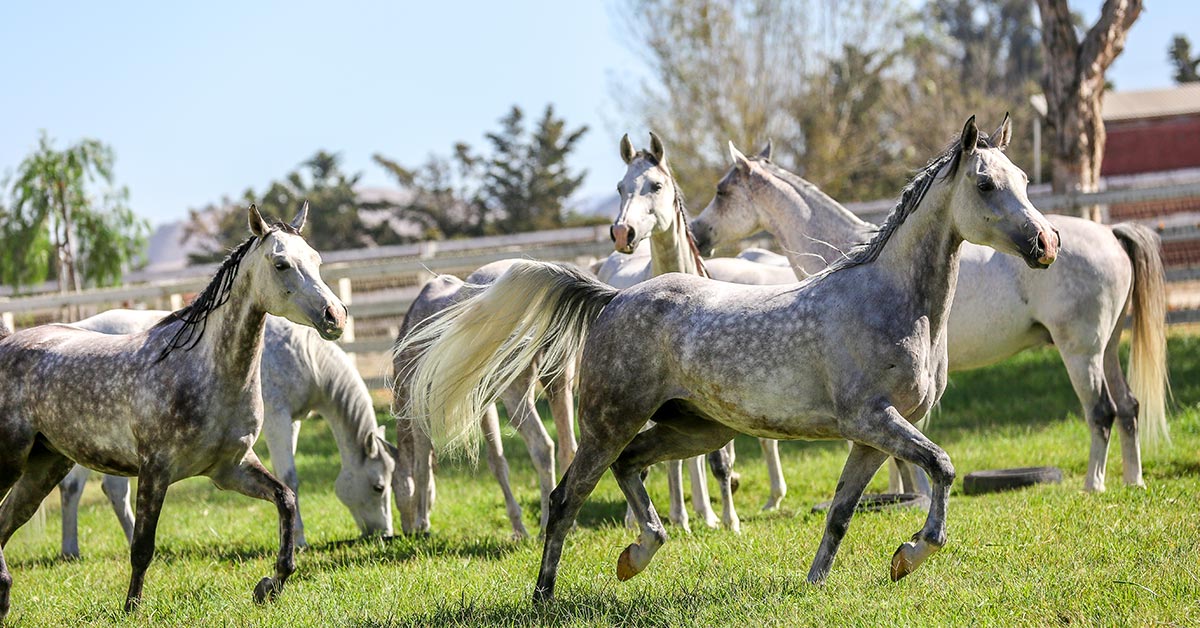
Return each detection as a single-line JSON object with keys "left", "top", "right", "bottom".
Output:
{"left": 611, "top": 224, "right": 637, "bottom": 254}
{"left": 318, "top": 303, "right": 347, "bottom": 340}
{"left": 1024, "top": 228, "right": 1060, "bottom": 269}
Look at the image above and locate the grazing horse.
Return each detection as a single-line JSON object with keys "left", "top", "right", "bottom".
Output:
{"left": 691, "top": 137, "right": 1169, "bottom": 493}
{"left": 0, "top": 204, "right": 346, "bottom": 619}
{"left": 395, "top": 117, "right": 1060, "bottom": 600}
{"left": 58, "top": 309, "right": 397, "bottom": 558}
{"left": 392, "top": 260, "right": 578, "bottom": 539}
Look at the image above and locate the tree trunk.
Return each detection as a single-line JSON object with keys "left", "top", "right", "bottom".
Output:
{"left": 1036, "top": 0, "right": 1142, "bottom": 222}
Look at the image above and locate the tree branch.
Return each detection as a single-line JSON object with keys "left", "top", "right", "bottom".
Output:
{"left": 1081, "top": 0, "right": 1143, "bottom": 81}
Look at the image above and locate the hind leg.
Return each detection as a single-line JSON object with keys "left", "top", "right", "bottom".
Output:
{"left": 664, "top": 459, "right": 690, "bottom": 531}
{"left": 0, "top": 443, "right": 76, "bottom": 546}
{"left": 1060, "top": 348, "right": 1117, "bottom": 492}
{"left": 760, "top": 438, "right": 787, "bottom": 510}
{"left": 534, "top": 402, "right": 650, "bottom": 602}
{"left": 1103, "top": 337, "right": 1145, "bottom": 488}
{"left": 501, "top": 380, "right": 556, "bottom": 532}
{"left": 0, "top": 433, "right": 34, "bottom": 622}
{"left": 100, "top": 474, "right": 135, "bottom": 545}
{"left": 59, "top": 465, "right": 91, "bottom": 560}
{"left": 705, "top": 446, "right": 740, "bottom": 532}
{"left": 686, "top": 455, "right": 719, "bottom": 529}
{"left": 482, "top": 401, "right": 529, "bottom": 540}
{"left": 613, "top": 418, "right": 739, "bottom": 580}
{"left": 545, "top": 360, "right": 578, "bottom": 471}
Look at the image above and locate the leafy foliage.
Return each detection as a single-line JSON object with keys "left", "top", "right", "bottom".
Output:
{"left": 0, "top": 132, "right": 148, "bottom": 292}
{"left": 374, "top": 104, "right": 588, "bottom": 238}
{"left": 1169, "top": 34, "right": 1200, "bottom": 83}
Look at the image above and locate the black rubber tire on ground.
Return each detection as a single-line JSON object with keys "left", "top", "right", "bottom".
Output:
{"left": 962, "top": 466, "right": 1063, "bottom": 496}
{"left": 811, "top": 492, "right": 931, "bottom": 514}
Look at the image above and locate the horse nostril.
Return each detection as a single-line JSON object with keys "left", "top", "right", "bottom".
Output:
{"left": 324, "top": 305, "right": 342, "bottom": 327}
{"left": 627, "top": 226, "right": 636, "bottom": 245}
{"left": 609, "top": 225, "right": 616, "bottom": 242}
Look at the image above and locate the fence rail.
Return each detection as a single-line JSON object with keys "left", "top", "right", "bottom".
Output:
{"left": 5, "top": 180, "right": 1200, "bottom": 389}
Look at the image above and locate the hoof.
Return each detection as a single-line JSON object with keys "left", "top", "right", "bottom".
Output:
{"left": 60, "top": 552, "right": 82, "bottom": 562}
{"left": 510, "top": 528, "right": 530, "bottom": 542}
{"left": 253, "top": 577, "right": 280, "bottom": 604}
{"left": 122, "top": 596, "right": 141, "bottom": 614}
{"left": 890, "top": 539, "right": 938, "bottom": 581}
{"left": 761, "top": 498, "right": 782, "bottom": 512}
{"left": 726, "top": 518, "right": 741, "bottom": 534}
{"left": 616, "top": 545, "right": 642, "bottom": 581}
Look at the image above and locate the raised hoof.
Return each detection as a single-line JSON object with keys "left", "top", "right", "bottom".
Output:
{"left": 253, "top": 577, "right": 280, "bottom": 604}
{"left": 890, "top": 539, "right": 938, "bottom": 581}
{"left": 616, "top": 545, "right": 642, "bottom": 581}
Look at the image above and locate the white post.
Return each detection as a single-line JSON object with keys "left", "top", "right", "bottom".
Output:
{"left": 337, "top": 277, "right": 356, "bottom": 366}
{"left": 1, "top": 311, "right": 13, "bottom": 332}
{"left": 169, "top": 293, "right": 184, "bottom": 311}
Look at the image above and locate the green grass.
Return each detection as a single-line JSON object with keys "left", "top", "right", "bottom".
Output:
{"left": 6, "top": 337, "right": 1200, "bottom": 626}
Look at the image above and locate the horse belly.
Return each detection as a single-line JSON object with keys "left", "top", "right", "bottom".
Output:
{"left": 38, "top": 417, "right": 141, "bottom": 476}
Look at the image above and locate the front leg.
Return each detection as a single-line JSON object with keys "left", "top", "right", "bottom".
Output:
{"left": 125, "top": 465, "right": 170, "bottom": 613}
{"left": 262, "top": 411, "right": 306, "bottom": 547}
{"left": 210, "top": 453, "right": 297, "bottom": 604}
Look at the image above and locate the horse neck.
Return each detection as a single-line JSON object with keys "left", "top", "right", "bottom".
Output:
{"left": 188, "top": 276, "right": 267, "bottom": 393}
{"left": 762, "top": 173, "right": 873, "bottom": 271}
{"left": 649, "top": 201, "right": 703, "bottom": 278}
{"left": 308, "top": 333, "right": 377, "bottom": 464}
{"left": 869, "top": 183, "right": 962, "bottom": 336}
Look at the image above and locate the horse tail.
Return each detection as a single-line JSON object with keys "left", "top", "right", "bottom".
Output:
{"left": 394, "top": 261, "right": 618, "bottom": 457}
{"left": 1112, "top": 222, "right": 1170, "bottom": 446}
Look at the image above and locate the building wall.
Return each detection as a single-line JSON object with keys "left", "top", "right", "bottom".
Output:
{"left": 1102, "top": 114, "right": 1200, "bottom": 176}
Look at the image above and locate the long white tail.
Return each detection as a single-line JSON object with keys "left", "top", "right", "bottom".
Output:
{"left": 1112, "top": 223, "right": 1170, "bottom": 446}
{"left": 393, "top": 261, "right": 617, "bottom": 457}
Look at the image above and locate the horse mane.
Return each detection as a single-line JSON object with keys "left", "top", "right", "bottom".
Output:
{"left": 155, "top": 220, "right": 301, "bottom": 362}
{"left": 819, "top": 134, "right": 992, "bottom": 276}
{"left": 633, "top": 150, "right": 710, "bottom": 280}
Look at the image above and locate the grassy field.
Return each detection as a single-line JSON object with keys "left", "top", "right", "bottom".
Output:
{"left": 4, "top": 336, "right": 1200, "bottom": 626}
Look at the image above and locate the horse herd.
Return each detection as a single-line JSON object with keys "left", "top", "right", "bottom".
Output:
{"left": 0, "top": 115, "right": 1170, "bottom": 618}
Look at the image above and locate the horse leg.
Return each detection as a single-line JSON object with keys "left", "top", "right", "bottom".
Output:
{"left": 807, "top": 443, "right": 889, "bottom": 583}
{"left": 664, "top": 459, "right": 690, "bottom": 531}
{"left": 545, "top": 359, "right": 578, "bottom": 471}
{"left": 210, "top": 453, "right": 297, "bottom": 605}
{"left": 759, "top": 438, "right": 787, "bottom": 510}
{"left": 392, "top": 417, "right": 418, "bottom": 535}
{"left": 0, "top": 467, "right": 22, "bottom": 621}
{"left": 687, "top": 455, "right": 719, "bottom": 529}
{"left": 827, "top": 405, "right": 956, "bottom": 582}
{"left": 1104, "top": 330, "right": 1145, "bottom": 488}
{"left": 0, "top": 423, "right": 33, "bottom": 622}
{"left": 0, "top": 444, "right": 75, "bottom": 546}
{"left": 501, "top": 382, "right": 556, "bottom": 533}
{"left": 612, "top": 417, "right": 740, "bottom": 580}
{"left": 412, "top": 427, "right": 435, "bottom": 534}
{"left": 1059, "top": 348, "right": 1117, "bottom": 492}
{"left": 100, "top": 474, "right": 135, "bottom": 545}
{"left": 482, "top": 400, "right": 529, "bottom": 540}
{"left": 59, "top": 465, "right": 91, "bottom": 560}
{"left": 263, "top": 410, "right": 306, "bottom": 547}
{"left": 123, "top": 463, "right": 170, "bottom": 613}
{"left": 705, "top": 446, "right": 740, "bottom": 532}
{"left": 534, "top": 405, "right": 648, "bottom": 603}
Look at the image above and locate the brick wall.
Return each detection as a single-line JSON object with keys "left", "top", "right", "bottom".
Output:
{"left": 1102, "top": 115, "right": 1200, "bottom": 176}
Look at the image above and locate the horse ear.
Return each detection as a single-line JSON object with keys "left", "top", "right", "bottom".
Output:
{"left": 619, "top": 134, "right": 635, "bottom": 164}
{"left": 364, "top": 432, "right": 379, "bottom": 459}
{"left": 290, "top": 201, "right": 309, "bottom": 232}
{"left": 960, "top": 115, "right": 979, "bottom": 157}
{"left": 989, "top": 113, "right": 1012, "bottom": 151}
{"left": 757, "top": 139, "right": 773, "bottom": 160}
{"left": 648, "top": 132, "right": 666, "bottom": 163}
{"left": 729, "top": 141, "right": 752, "bottom": 172}
{"left": 247, "top": 204, "right": 268, "bottom": 238}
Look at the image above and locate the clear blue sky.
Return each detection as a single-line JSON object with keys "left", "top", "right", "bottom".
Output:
{"left": 1, "top": 2, "right": 1195, "bottom": 226}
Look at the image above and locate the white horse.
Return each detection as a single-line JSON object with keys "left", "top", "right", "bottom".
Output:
{"left": 395, "top": 116, "right": 1062, "bottom": 599}
{"left": 691, "top": 138, "right": 1170, "bottom": 493}
{"left": 58, "top": 309, "right": 397, "bottom": 557}
{"left": 0, "top": 204, "right": 345, "bottom": 617}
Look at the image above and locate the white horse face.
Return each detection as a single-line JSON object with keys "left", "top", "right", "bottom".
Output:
{"left": 612, "top": 133, "right": 677, "bottom": 254}
{"left": 948, "top": 116, "right": 1059, "bottom": 268}
{"left": 691, "top": 142, "right": 773, "bottom": 254}
{"left": 335, "top": 429, "right": 396, "bottom": 536}
{"left": 246, "top": 204, "right": 348, "bottom": 340}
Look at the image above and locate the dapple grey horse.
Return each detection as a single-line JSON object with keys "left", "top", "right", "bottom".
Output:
{"left": 0, "top": 204, "right": 345, "bottom": 618}
{"left": 58, "top": 309, "right": 397, "bottom": 558}
{"left": 396, "top": 117, "right": 1061, "bottom": 599}
{"left": 691, "top": 137, "right": 1169, "bottom": 493}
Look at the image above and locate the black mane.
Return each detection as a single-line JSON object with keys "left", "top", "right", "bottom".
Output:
{"left": 155, "top": 220, "right": 300, "bottom": 362}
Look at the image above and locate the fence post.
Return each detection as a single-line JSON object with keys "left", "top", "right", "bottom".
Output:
{"left": 169, "top": 293, "right": 184, "bottom": 311}
{"left": 338, "top": 277, "right": 356, "bottom": 365}
{"left": 1, "top": 311, "right": 13, "bottom": 332}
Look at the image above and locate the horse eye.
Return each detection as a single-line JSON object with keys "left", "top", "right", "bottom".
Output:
{"left": 372, "top": 483, "right": 386, "bottom": 493}
{"left": 977, "top": 179, "right": 995, "bottom": 192}
{"left": 651, "top": 182, "right": 664, "bottom": 193}
{"left": 274, "top": 261, "right": 292, "bottom": 271}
